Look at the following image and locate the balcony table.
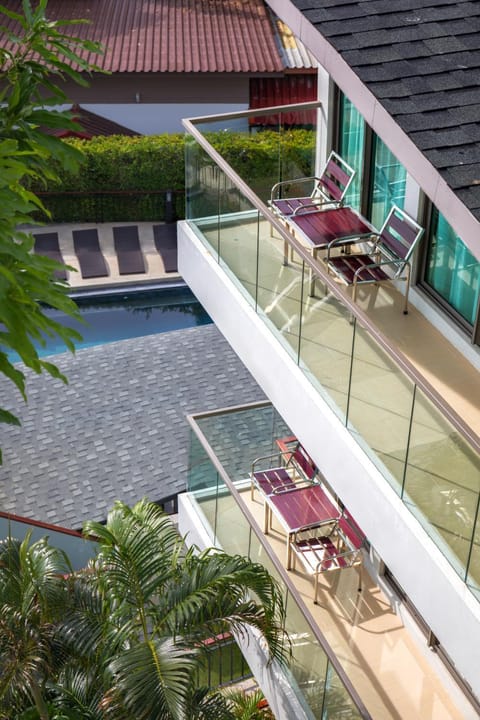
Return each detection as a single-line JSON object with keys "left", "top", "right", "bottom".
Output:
{"left": 284, "top": 205, "right": 375, "bottom": 294}
{"left": 264, "top": 483, "right": 341, "bottom": 567}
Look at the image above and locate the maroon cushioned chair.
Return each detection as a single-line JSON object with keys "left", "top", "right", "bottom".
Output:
{"left": 269, "top": 150, "right": 356, "bottom": 223}
{"left": 326, "top": 204, "right": 424, "bottom": 314}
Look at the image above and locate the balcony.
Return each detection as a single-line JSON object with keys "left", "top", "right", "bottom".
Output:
{"left": 180, "top": 103, "right": 480, "bottom": 606}
{"left": 180, "top": 402, "right": 472, "bottom": 720}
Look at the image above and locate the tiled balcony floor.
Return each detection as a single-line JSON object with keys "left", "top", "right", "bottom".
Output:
{"left": 201, "top": 218, "right": 480, "bottom": 437}
{"left": 197, "top": 218, "right": 480, "bottom": 586}
{"left": 197, "top": 488, "right": 470, "bottom": 720}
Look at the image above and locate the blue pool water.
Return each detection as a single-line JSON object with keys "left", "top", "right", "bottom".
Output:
{"left": 10, "top": 287, "right": 212, "bottom": 360}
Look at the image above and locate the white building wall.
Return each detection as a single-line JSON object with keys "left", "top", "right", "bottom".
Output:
{"left": 178, "top": 220, "right": 480, "bottom": 700}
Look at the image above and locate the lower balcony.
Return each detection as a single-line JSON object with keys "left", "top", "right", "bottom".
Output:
{"left": 178, "top": 402, "right": 477, "bottom": 720}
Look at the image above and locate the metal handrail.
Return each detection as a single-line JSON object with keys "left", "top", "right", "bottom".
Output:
{"left": 182, "top": 108, "right": 480, "bottom": 455}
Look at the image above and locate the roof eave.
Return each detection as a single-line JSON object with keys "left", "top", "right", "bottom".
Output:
{"left": 265, "top": 0, "right": 480, "bottom": 256}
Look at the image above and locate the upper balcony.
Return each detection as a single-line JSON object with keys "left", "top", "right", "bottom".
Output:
{"left": 178, "top": 102, "right": 480, "bottom": 697}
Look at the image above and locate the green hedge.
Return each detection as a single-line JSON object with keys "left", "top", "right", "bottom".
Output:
{"left": 29, "top": 129, "right": 315, "bottom": 223}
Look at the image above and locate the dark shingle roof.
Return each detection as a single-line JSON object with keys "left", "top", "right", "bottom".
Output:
{"left": 289, "top": 0, "right": 480, "bottom": 222}
{"left": 0, "top": 325, "right": 265, "bottom": 529}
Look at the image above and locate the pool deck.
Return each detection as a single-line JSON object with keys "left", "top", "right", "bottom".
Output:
{"left": 29, "top": 220, "right": 182, "bottom": 293}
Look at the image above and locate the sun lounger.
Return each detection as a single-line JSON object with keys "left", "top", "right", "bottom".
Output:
{"left": 153, "top": 223, "right": 178, "bottom": 273}
{"left": 33, "top": 232, "right": 67, "bottom": 280}
{"left": 72, "top": 228, "right": 109, "bottom": 279}
{"left": 113, "top": 225, "right": 146, "bottom": 275}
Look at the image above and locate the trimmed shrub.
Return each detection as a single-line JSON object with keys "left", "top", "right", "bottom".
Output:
{"left": 28, "top": 130, "right": 315, "bottom": 223}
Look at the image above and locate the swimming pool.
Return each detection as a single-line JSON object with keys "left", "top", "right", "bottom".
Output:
{"left": 12, "top": 286, "right": 212, "bottom": 359}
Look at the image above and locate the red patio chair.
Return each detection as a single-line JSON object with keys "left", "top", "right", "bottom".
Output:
{"left": 289, "top": 510, "right": 365, "bottom": 603}
{"left": 326, "top": 204, "right": 424, "bottom": 314}
{"left": 270, "top": 150, "right": 356, "bottom": 221}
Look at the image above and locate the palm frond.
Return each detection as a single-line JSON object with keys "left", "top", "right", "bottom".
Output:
{"left": 159, "top": 551, "right": 289, "bottom": 666}
{"left": 108, "top": 638, "right": 197, "bottom": 720}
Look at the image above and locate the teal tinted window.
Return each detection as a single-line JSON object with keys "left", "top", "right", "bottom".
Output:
{"left": 426, "top": 209, "right": 480, "bottom": 326}
{"left": 371, "top": 137, "right": 406, "bottom": 228}
{"left": 338, "top": 96, "right": 364, "bottom": 210}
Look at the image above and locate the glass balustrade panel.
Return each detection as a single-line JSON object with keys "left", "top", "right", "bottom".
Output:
{"left": 195, "top": 406, "right": 291, "bottom": 485}
{"left": 194, "top": 110, "right": 317, "bottom": 206}
{"left": 255, "top": 223, "right": 306, "bottom": 362}
{"left": 187, "top": 431, "right": 221, "bottom": 542}
{"left": 248, "top": 534, "right": 330, "bottom": 718}
{"left": 403, "top": 391, "right": 480, "bottom": 578}
{"left": 248, "top": 529, "right": 288, "bottom": 605}
{"left": 347, "top": 322, "right": 415, "bottom": 492}
{"left": 0, "top": 516, "right": 96, "bottom": 571}
{"left": 298, "top": 285, "right": 357, "bottom": 422}
{"left": 214, "top": 483, "right": 256, "bottom": 558}
{"left": 467, "top": 505, "right": 480, "bottom": 600}
{"left": 216, "top": 171, "right": 260, "bottom": 308}
{"left": 185, "top": 135, "right": 220, "bottom": 249}
{"left": 322, "top": 661, "right": 362, "bottom": 720}
{"left": 283, "top": 592, "right": 329, "bottom": 720}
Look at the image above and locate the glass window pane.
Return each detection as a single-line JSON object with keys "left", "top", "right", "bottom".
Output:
{"left": 338, "top": 96, "right": 364, "bottom": 211}
{"left": 425, "top": 209, "right": 480, "bottom": 326}
{"left": 371, "top": 137, "right": 406, "bottom": 228}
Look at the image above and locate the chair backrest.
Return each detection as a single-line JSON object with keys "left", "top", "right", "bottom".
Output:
{"left": 275, "top": 435, "right": 317, "bottom": 481}
{"left": 315, "top": 151, "right": 356, "bottom": 204}
{"left": 338, "top": 511, "right": 365, "bottom": 550}
{"left": 378, "top": 205, "right": 424, "bottom": 270}
{"left": 292, "top": 444, "right": 317, "bottom": 481}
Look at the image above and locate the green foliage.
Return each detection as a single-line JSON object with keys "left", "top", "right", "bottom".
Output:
{"left": 0, "top": 499, "right": 289, "bottom": 720}
{"left": 0, "top": 0, "right": 102, "bottom": 442}
{"left": 223, "top": 688, "right": 274, "bottom": 720}
{"left": 0, "top": 533, "right": 73, "bottom": 719}
{"left": 27, "top": 129, "right": 316, "bottom": 222}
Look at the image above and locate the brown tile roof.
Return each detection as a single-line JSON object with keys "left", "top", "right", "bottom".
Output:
{"left": 44, "top": 106, "right": 139, "bottom": 138}
{"left": 0, "top": 0, "right": 285, "bottom": 74}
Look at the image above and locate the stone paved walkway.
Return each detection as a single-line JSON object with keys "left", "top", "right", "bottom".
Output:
{"left": 0, "top": 324, "right": 264, "bottom": 530}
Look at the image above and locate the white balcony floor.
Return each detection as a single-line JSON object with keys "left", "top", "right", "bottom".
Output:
{"left": 198, "top": 488, "right": 471, "bottom": 720}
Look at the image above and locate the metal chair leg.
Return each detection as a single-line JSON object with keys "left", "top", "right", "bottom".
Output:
{"left": 403, "top": 265, "right": 411, "bottom": 314}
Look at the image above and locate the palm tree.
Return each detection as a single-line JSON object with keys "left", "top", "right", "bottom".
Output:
{"left": 224, "top": 688, "right": 275, "bottom": 720}
{"left": 53, "top": 498, "right": 288, "bottom": 720}
{"left": 0, "top": 533, "right": 72, "bottom": 720}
